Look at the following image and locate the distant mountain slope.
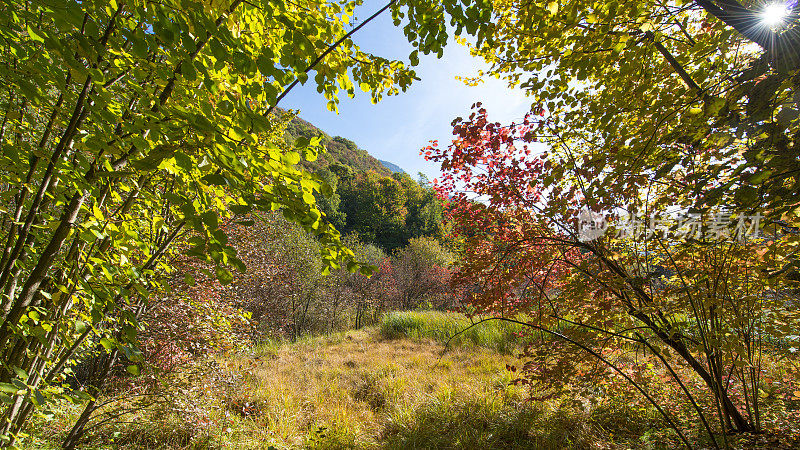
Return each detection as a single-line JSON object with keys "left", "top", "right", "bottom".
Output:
{"left": 379, "top": 159, "right": 405, "bottom": 174}
{"left": 282, "top": 113, "right": 391, "bottom": 175}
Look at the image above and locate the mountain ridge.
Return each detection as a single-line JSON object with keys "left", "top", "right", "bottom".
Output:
{"left": 378, "top": 159, "right": 405, "bottom": 174}
{"left": 282, "top": 112, "right": 394, "bottom": 175}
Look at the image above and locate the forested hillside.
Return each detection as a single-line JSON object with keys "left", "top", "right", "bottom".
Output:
{"left": 281, "top": 111, "right": 393, "bottom": 175}
{"left": 276, "top": 110, "right": 444, "bottom": 251}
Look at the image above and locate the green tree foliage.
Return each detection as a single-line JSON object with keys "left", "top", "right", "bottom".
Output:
{"left": 400, "top": 173, "right": 446, "bottom": 240}
{"left": 314, "top": 167, "right": 348, "bottom": 230}
{"left": 0, "top": 0, "right": 495, "bottom": 444}
{"left": 337, "top": 171, "right": 446, "bottom": 250}
{"left": 339, "top": 171, "right": 410, "bottom": 248}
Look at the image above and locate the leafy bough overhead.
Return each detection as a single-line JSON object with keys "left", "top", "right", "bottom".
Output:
{"left": 0, "top": 0, "right": 494, "bottom": 445}
{"left": 472, "top": 0, "right": 799, "bottom": 224}
{"left": 426, "top": 0, "right": 800, "bottom": 445}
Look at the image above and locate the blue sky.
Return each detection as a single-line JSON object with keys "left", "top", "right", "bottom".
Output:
{"left": 283, "top": 1, "right": 533, "bottom": 181}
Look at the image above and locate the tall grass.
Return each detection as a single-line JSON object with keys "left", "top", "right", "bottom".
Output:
{"left": 379, "top": 310, "right": 531, "bottom": 354}
{"left": 25, "top": 324, "right": 722, "bottom": 449}
{"left": 382, "top": 390, "right": 599, "bottom": 450}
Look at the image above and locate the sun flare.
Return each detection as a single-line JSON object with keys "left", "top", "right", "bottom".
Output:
{"left": 761, "top": 2, "right": 791, "bottom": 27}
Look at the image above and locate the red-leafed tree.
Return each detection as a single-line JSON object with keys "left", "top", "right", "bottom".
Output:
{"left": 425, "top": 104, "right": 800, "bottom": 444}
{"left": 425, "top": 104, "right": 576, "bottom": 315}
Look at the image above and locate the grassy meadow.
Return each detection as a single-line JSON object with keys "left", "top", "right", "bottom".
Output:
{"left": 23, "top": 311, "right": 798, "bottom": 449}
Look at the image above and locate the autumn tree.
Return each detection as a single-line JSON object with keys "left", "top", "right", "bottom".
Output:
{"left": 426, "top": 103, "right": 799, "bottom": 446}
{"left": 427, "top": 0, "right": 799, "bottom": 442}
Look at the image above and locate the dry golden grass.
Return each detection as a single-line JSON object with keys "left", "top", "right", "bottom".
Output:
{"left": 36, "top": 312, "right": 800, "bottom": 449}
{"left": 25, "top": 326, "right": 611, "bottom": 449}
{"left": 216, "top": 328, "right": 528, "bottom": 448}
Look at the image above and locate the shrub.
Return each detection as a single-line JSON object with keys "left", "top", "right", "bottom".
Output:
{"left": 392, "top": 237, "right": 456, "bottom": 310}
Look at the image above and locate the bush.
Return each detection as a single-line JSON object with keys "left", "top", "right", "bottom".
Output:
{"left": 228, "top": 211, "right": 325, "bottom": 340}
{"left": 226, "top": 213, "right": 399, "bottom": 339}
{"left": 392, "top": 237, "right": 455, "bottom": 310}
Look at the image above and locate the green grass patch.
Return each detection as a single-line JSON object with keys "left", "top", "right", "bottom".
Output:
{"left": 379, "top": 310, "right": 530, "bottom": 354}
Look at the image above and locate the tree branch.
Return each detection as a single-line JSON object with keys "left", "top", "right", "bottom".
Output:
{"left": 266, "top": 0, "right": 398, "bottom": 115}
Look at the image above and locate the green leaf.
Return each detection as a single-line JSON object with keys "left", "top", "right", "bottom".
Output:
{"left": 0, "top": 383, "right": 23, "bottom": 395}
{"left": 215, "top": 266, "right": 234, "bottom": 285}
{"left": 202, "top": 173, "right": 228, "bottom": 186}
{"left": 257, "top": 54, "right": 275, "bottom": 76}
{"left": 283, "top": 151, "right": 301, "bottom": 165}
{"left": 100, "top": 338, "right": 115, "bottom": 350}
{"left": 26, "top": 25, "right": 45, "bottom": 43}
{"left": 409, "top": 50, "right": 419, "bottom": 66}
{"left": 33, "top": 389, "right": 46, "bottom": 407}
{"left": 218, "top": 100, "right": 234, "bottom": 115}
{"left": 132, "top": 146, "right": 174, "bottom": 171}
{"left": 201, "top": 211, "right": 219, "bottom": 229}
{"left": 12, "top": 367, "right": 28, "bottom": 380}
{"left": 703, "top": 96, "right": 726, "bottom": 116}
{"left": 295, "top": 136, "right": 310, "bottom": 148}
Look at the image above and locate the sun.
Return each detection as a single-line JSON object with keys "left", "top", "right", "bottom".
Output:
{"left": 761, "top": 2, "right": 791, "bottom": 27}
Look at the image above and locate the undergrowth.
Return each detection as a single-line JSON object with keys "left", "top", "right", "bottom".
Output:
{"left": 22, "top": 312, "right": 800, "bottom": 449}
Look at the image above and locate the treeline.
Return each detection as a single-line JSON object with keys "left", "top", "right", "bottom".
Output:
{"left": 318, "top": 166, "right": 446, "bottom": 251}
{"left": 139, "top": 212, "right": 457, "bottom": 373}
